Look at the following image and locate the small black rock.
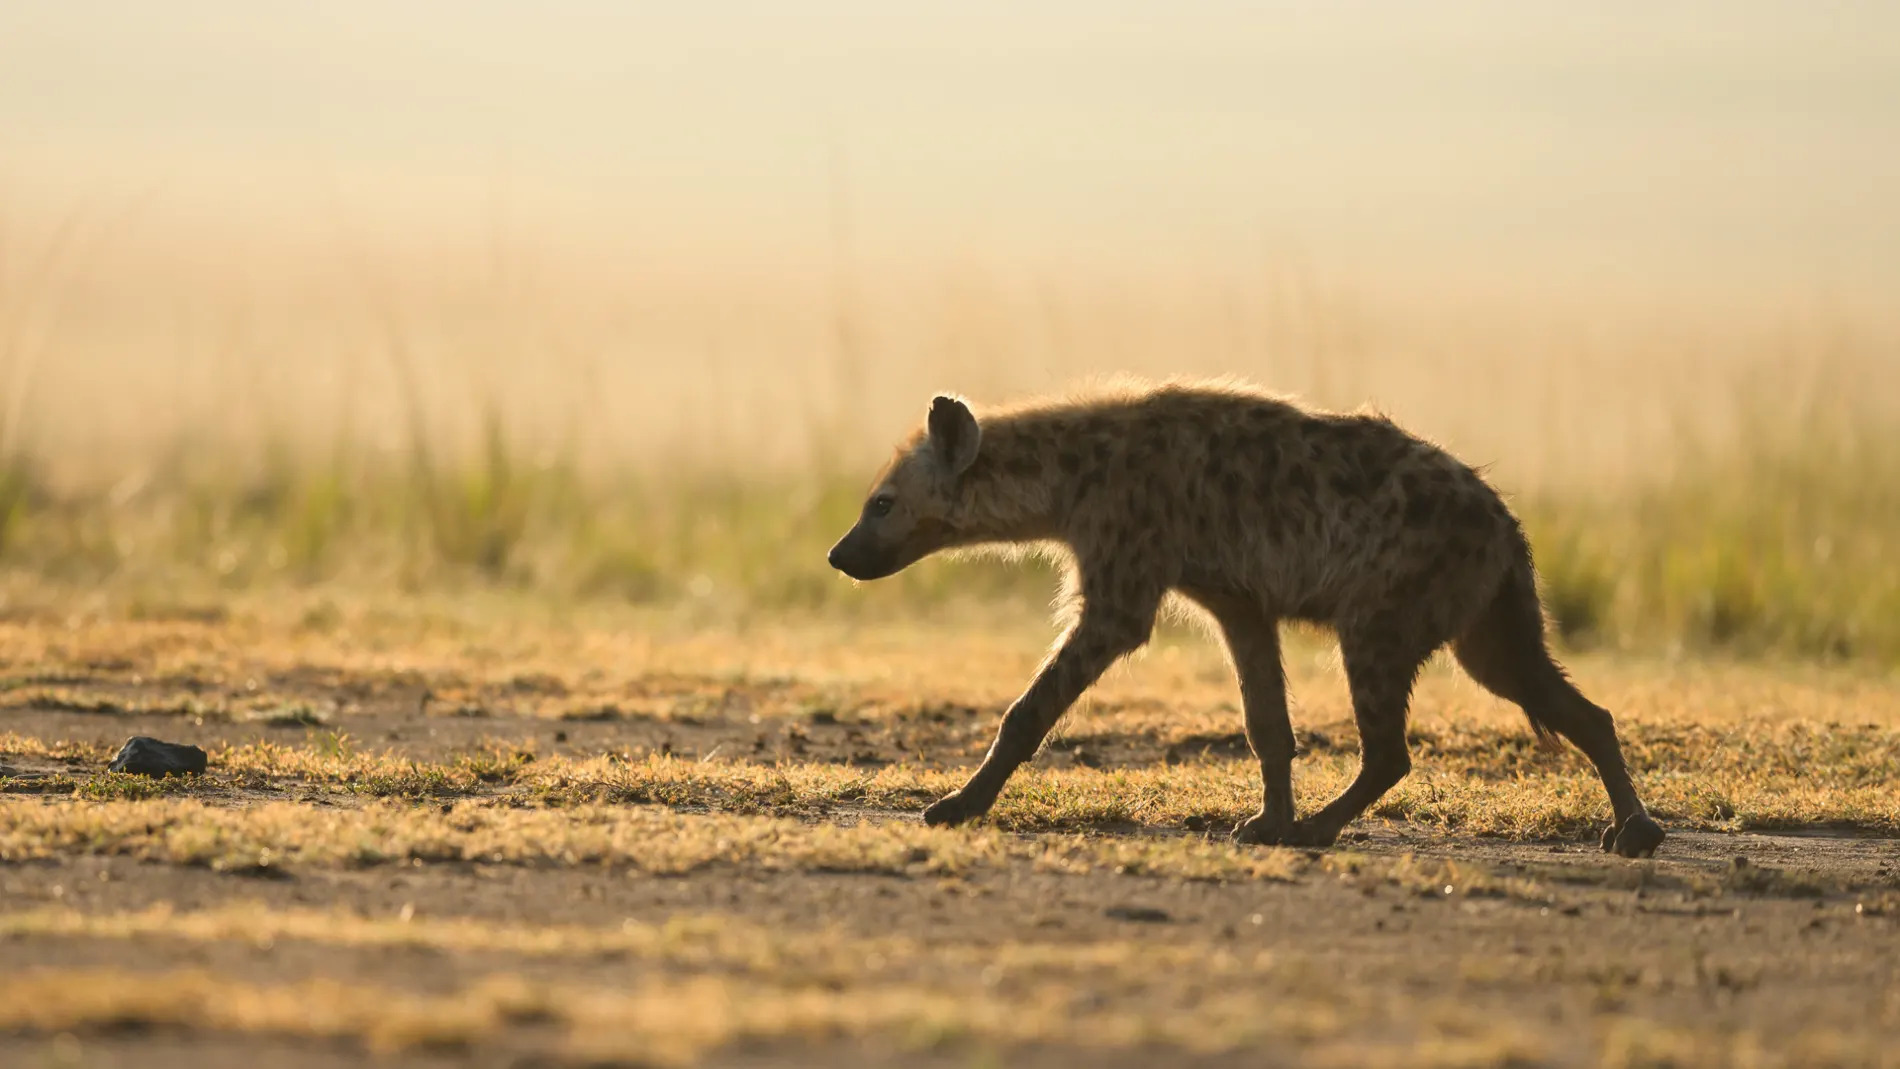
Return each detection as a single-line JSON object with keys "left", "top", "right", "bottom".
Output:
{"left": 107, "top": 736, "right": 208, "bottom": 778}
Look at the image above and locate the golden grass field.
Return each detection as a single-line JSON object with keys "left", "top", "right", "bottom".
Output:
{"left": 4, "top": 594, "right": 1900, "bottom": 1067}
{"left": 4, "top": 207, "right": 1899, "bottom": 1065}
{"left": 4, "top": 222, "right": 1900, "bottom": 1065}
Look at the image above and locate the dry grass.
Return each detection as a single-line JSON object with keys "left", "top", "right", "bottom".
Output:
{"left": 0, "top": 891, "right": 1893, "bottom": 1067}
{"left": 4, "top": 905, "right": 1889, "bottom": 1068}
{"left": 6, "top": 719, "right": 1899, "bottom": 853}
{"left": 5, "top": 609, "right": 1900, "bottom": 844}
{"left": 0, "top": 796, "right": 1310, "bottom": 883}
{"left": 3, "top": 594, "right": 1897, "bottom": 731}
{"left": 0, "top": 902, "right": 1269, "bottom": 973}
{"left": 5, "top": 610, "right": 1900, "bottom": 1066}
{"left": 0, "top": 965, "right": 1567, "bottom": 1068}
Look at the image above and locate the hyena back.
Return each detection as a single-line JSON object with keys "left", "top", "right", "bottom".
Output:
{"left": 826, "top": 378, "right": 1665, "bottom": 858}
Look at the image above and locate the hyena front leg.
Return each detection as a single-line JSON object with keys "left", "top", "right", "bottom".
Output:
{"left": 923, "top": 572, "right": 1162, "bottom": 828}
{"left": 1185, "top": 591, "right": 1295, "bottom": 845}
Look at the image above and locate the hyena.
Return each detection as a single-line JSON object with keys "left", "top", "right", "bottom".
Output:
{"left": 826, "top": 379, "right": 1666, "bottom": 858}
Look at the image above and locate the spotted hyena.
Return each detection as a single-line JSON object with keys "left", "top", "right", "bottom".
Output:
{"left": 826, "top": 378, "right": 1665, "bottom": 857}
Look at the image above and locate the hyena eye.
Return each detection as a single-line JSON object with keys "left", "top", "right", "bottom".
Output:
{"left": 868, "top": 493, "right": 895, "bottom": 517}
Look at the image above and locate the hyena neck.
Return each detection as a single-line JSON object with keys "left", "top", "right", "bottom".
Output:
{"left": 951, "top": 418, "right": 1063, "bottom": 545}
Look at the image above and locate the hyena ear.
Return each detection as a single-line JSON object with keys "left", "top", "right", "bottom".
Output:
{"left": 926, "top": 394, "right": 981, "bottom": 475}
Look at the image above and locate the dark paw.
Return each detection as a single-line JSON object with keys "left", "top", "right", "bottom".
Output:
{"left": 1279, "top": 819, "right": 1341, "bottom": 849}
{"left": 1603, "top": 813, "right": 1666, "bottom": 859}
{"left": 922, "top": 792, "right": 982, "bottom": 828}
{"left": 1230, "top": 814, "right": 1292, "bottom": 846}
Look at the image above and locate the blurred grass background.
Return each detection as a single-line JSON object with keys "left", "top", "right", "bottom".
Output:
{"left": 1, "top": 208, "right": 1894, "bottom": 664}
{"left": 1, "top": 2, "right": 1896, "bottom": 664}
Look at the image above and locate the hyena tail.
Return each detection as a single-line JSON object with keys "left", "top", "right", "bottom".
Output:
{"left": 1451, "top": 528, "right": 1612, "bottom": 752}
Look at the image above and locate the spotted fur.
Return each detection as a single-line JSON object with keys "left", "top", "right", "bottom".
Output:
{"left": 827, "top": 377, "right": 1665, "bottom": 857}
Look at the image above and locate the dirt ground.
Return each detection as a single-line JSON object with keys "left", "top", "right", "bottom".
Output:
{"left": 3, "top": 607, "right": 1899, "bottom": 1068}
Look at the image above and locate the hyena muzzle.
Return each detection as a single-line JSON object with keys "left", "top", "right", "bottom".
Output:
{"left": 826, "top": 383, "right": 1666, "bottom": 858}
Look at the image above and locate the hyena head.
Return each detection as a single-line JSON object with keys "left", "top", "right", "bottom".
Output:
{"left": 827, "top": 394, "right": 982, "bottom": 581}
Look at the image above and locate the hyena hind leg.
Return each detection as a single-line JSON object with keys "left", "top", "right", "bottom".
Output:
{"left": 1451, "top": 567, "right": 1665, "bottom": 859}
{"left": 1284, "top": 628, "right": 1429, "bottom": 848}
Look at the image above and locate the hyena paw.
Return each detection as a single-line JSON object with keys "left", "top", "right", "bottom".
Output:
{"left": 1601, "top": 813, "right": 1666, "bottom": 859}
{"left": 1230, "top": 813, "right": 1292, "bottom": 846}
{"left": 922, "top": 791, "right": 982, "bottom": 828}
{"left": 1280, "top": 819, "right": 1342, "bottom": 849}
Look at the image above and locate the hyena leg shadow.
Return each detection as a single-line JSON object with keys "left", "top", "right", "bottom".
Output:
{"left": 1285, "top": 624, "right": 1431, "bottom": 848}
{"left": 1185, "top": 591, "right": 1296, "bottom": 845}
{"left": 1451, "top": 567, "right": 1665, "bottom": 858}
{"left": 923, "top": 572, "right": 1163, "bottom": 829}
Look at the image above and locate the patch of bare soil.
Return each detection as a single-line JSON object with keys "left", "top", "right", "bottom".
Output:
{"left": 3, "top": 825, "right": 1899, "bottom": 1068}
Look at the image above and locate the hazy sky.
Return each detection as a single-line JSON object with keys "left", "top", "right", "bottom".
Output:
{"left": 4, "top": 1, "right": 1898, "bottom": 307}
